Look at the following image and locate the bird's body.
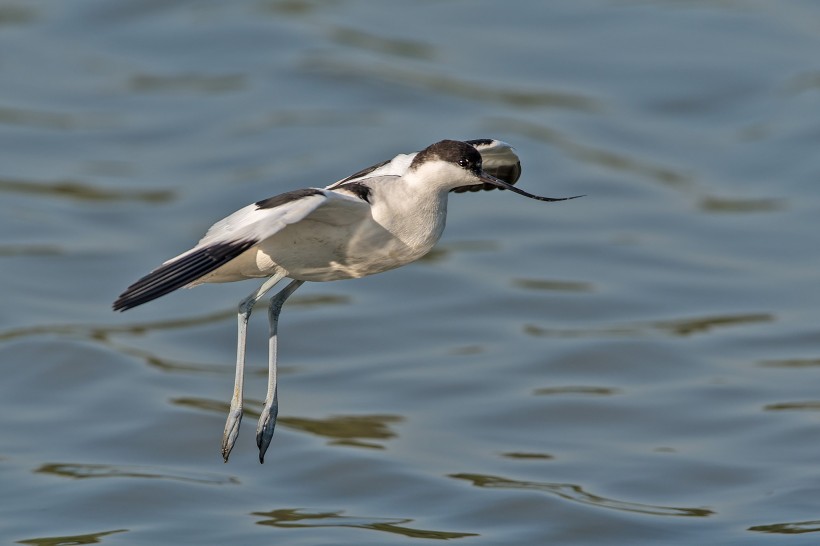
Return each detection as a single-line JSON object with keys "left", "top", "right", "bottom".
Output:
{"left": 114, "top": 139, "right": 580, "bottom": 463}
{"left": 195, "top": 176, "right": 445, "bottom": 284}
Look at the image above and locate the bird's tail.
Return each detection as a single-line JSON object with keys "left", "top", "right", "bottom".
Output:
{"left": 113, "top": 240, "right": 256, "bottom": 311}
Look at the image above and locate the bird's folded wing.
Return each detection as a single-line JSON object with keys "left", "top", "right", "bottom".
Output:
{"left": 197, "top": 188, "right": 329, "bottom": 247}
{"left": 113, "top": 189, "right": 369, "bottom": 311}
{"left": 326, "top": 154, "right": 415, "bottom": 189}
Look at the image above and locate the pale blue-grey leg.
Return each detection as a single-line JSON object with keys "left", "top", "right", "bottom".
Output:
{"left": 222, "top": 271, "right": 287, "bottom": 463}
{"left": 256, "top": 279, "right": 304, "bottom": 463}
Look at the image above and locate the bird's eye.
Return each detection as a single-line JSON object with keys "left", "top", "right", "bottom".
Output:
{"left": 458, "top": 158, "right": 471, "bottom": 168}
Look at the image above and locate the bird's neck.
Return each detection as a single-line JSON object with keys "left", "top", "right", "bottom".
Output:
{"left": 372, "top": 181, "right": 449, "bottom": 251}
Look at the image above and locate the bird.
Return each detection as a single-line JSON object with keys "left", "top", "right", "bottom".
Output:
{"left": 113, "top": 139, "right": 581, "bottom": 463}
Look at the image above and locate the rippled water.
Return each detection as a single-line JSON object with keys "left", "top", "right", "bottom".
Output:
{"left": 3, "top": 1, "right": 820, "bottom": 544}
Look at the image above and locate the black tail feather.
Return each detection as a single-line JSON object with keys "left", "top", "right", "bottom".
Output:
{"left": 113, "top": 240, "right": 256, "bottom": 311}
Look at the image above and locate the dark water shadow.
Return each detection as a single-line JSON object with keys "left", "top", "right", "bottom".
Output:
{"left": 0, "top": 310, "right": 234, "bottom": 344}
{"left": 253, "top": 508, "right": 477, "bottom": 540}
{"left": 501, "top": 452, "right": 554, "bottom": 461}
{"left": 450, "top": 473, "right": 713, "bottom": 518}
{"left": 512, "top": 278, "right": 594, "bottom": 293}
{"left": 749, "top": 519, "right": 820, "bottom": 534}
{"left": 0, "top": 244, "right": 63, "bottom": 257}
{"left": 763, "top": 402, "right": 820, "bottom": 412}
{"left": 328, "top": 27, "right": 435, "bottom": 60}
{"left": 257, "top": 0, "right": 322, "bottom": 17}
{"left": 523, "top": 312, "right": 773, "bottom": 339}
{"left": 0, "top": 177, "right": 173, "bottom": 203}
{"left": 534, "top": 386, "right": 620, "bottom": 396}
{"left": 35, "top": 462, "right": 237, "bottom": 485}
{"left": 17, "top": 529, "right": 127, "bottom": 546}
{"left": 758, "top": 358, "right": 820, "bottom": 369}
{"left": 0, "top": 107, "right": 116, "bottom": 130}
{"left": 698, "top": 196, "right": 786, "bottom": 213}
{"left": 279, "top": 415, "right": 402, "bottom": 449}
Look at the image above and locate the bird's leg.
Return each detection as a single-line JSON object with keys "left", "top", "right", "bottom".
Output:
{"left": 256, "top": 279, "right": 304, "bottom": 463}
{"left": 222, "top": 272, "right": 287, "bottom": 463}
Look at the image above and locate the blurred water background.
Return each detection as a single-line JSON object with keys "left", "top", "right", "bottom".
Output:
{"left": 2, "top": 1, "right": 820, "bottom": 544}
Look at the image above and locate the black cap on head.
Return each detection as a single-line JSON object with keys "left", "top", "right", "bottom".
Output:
{"left": 410, "top": 140, "right": 482, "bottom": 173}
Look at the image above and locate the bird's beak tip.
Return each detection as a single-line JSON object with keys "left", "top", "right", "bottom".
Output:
{"left": 479, "top": 172, "right": 584, "bottom": 203}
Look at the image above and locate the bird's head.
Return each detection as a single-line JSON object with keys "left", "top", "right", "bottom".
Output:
{"left": 409, "top": 140, "right": 583, "bottom": 202}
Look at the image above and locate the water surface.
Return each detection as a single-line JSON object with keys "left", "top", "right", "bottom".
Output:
{"left": 2, "top": 1, "right": 820, "bottom": 544}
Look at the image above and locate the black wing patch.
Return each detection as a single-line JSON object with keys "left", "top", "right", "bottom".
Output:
{"left": 452, "top": 139, "right": 522, "bottom": 193}
{"left": 337, "top": 182, "right": 371, "bottom": 203}
{"left": 113, "top": 240, "right": 257, "bottom": 311}
{"left": 256, "top": 188, "right": 324, "bottom": 210}
{"left": 334, "top": 159, "right": 391, "bottom": 185}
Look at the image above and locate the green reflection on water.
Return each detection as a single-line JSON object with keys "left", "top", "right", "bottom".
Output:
{"left": 512, "top": 278, "right": 594, "bottom": 292}
{"left": 759, "top": 358, "right": 820, "bottom": 368}
{"left": 502, "top": 452, "right": 554, "bottom": 460}
{"left": 173, "top": 397, "right": 402, "bottom": 448}
{"left": 17, "top": 529, "right": 127, "bottom": 546}
{"left": 763, "top": 401, "right": 820, "bottom": 412}
{"left": 35, "top": 463, "right": 237, "bottom": 485}
{"left": 253, "top": 508, "right": 478, "bottom": 540}
{"left": 450, "top": 473, "right": 714, "bottom": 517}
{"left": 698, "top": 195, "right": 785, "bottom": 213}
{"left": 329, "top": 27, "right": 435, "bottom": 60}
{"left": 0, "top": 177, "right": 173, "bottom": 203}
{"left": 523, "top": 312, "right": 774, "bottom": 338}
{"left": 749, "top": 519, "right": 820, "bottom": 534}
{"left": 533, "top": 386, "right": 620, "bottom": 396}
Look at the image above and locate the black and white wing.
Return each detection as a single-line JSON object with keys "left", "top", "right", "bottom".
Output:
{"left": 326, "top": 139, "right": 521, "bottom": 192}
{"left": 452, "top": 139, "right": 522, "bottom": 193}
{"left": 326, "top": 153, "right": 415, "bottom": 189}
{"left": 113, "top": 187, "right": 373, "bottom": 311}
